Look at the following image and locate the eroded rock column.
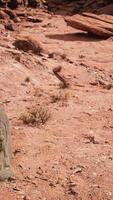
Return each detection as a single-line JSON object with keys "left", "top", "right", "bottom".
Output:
{"left": 0, "top": 105, "right": 13, "bottom": 181}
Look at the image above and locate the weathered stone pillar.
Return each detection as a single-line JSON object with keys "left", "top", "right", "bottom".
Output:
{"left": 0, "top": 105, "right": 13, "bottom": 181}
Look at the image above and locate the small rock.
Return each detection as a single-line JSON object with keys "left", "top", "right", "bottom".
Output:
{"left": 109, "top": 156, "right": 113, "bottom": 160}
{"left": 24, "top": 77, "right": 30, "bottom": 83}
{"left": 21, "top": 82, "right": 27, "bottom": 86}
{"left": 13, "top": 17, "right": 21, "bottom": 23}
{"left": 0, "top": 24, "right": 5, "bottom": 30}
{"left": 4, "top": 9, "right": 17, "bottom": 19}
{"left": 108, "top": 107, "right": 113, "bottom": 111}
{"left": 27, "top": 16, "right": 43, "bottom": 23}
{"left": 5, "top": 23, "right": 15, "bottom": 31}
{"left": 74, "top": 167, "right": 83, "bottom": 173}
{"left": 23, "top": 195, "right": 30, "bottom": 200}
{"left": 0, "top": 10, "right": 9, "bottom": 19}
{"left": 91, "top": 184, "right": 101, "bottom": 188}
{"left": 8, "top": 176, "right": 16, "bottom": 182}
{"left": 12, "top": 186, "right": 20, "bottom": 191}
{"left": 68, "top": 186, "right": 78, "bottom": 196}
{"left": 13, "top": 149, "right": 21, "bottom": 156}
{"left": 49, "top": 182, "right": 56, "bottom": 187}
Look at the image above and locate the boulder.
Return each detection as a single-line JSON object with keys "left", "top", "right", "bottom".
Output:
{"left": 65, "top": 13, "right": 113, "bottom": 38}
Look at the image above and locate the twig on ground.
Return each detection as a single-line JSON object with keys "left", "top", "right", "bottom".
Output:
{"left": 53, "top": 66, "right": 69, "bottom": 88}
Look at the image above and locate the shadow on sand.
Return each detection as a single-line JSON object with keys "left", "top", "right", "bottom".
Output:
{"left": 46, "top": 32, "right": 105, "bottom": 42}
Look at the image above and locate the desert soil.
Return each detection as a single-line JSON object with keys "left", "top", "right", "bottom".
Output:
{"left": 0, "top": 7, "right": 113, "bottom": 200}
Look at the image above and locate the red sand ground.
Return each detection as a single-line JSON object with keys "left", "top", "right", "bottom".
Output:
{"left": 0, "top": 8, "right": 113, "bottom": 200}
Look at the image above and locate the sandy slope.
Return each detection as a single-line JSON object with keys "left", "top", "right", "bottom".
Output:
{"left": 0, "top": 8, "right": 113, "bottom": 200}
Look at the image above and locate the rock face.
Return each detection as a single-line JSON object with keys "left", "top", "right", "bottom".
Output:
{"left": 0, "top": 105, "right": 13, "bottom": 181}
{"left": 0, "top": 0, "right": 45, "bottom": 8}
{"left": 0, "top": 0, "right": 112, "bottom": 14}
{"left": 45, "top": 0, "right": 113, "bottom": 14}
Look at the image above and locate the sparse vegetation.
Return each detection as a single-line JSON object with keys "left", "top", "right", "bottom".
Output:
{"left": 1, "top": 0, "right": 113, "bottom": 198}
{"left": 50, "top": 91, "right": 68, "bottom": 103}
{"left": 20, "top": 105, "right": 50, "bottom": 126}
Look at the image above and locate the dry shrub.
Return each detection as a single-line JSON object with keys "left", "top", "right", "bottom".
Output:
{"left": 13, "top": 36, "right": 48, "bottom": 55}
{"left": 20, "top": 105, "right": 50, "bottom": 126}
{"left": 50, "top": 91, "right": 68, "bottom": 103}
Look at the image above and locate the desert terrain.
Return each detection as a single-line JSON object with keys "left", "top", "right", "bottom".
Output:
{"left": 0, "top": 3, "right": 113, "bottom": 200}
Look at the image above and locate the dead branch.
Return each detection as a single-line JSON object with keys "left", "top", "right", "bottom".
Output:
{"left": 53, "top": 66, "right": 69, "bottom": 89}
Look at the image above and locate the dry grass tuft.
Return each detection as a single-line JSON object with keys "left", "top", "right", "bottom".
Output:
{"left": 50, "top": 91, "right": 68, "bottom": 103}
{"left": 20, "top": 105, "right": 50, "bottom": 126}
